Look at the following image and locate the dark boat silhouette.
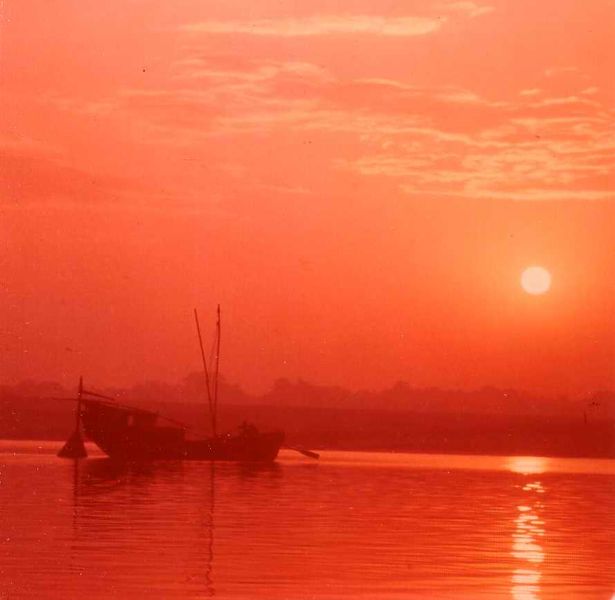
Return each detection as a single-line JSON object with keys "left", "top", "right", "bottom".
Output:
{"left": 79, "top": 392, "right": 285, "bottom": 462}
{"left": 58, "top": 307, "right": 293, "bottom": 462}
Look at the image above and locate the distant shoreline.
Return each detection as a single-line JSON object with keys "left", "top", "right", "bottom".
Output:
{"left": 2, "top": 397, "right": 613, "bottom": 460}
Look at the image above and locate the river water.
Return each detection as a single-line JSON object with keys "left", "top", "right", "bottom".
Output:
{"left": 1, "top": 441, "right": 613, "bottom": 599}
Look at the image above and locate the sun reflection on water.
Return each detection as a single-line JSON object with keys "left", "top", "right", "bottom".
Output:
{"left": 511, "top": 480, "right": 546, "bottom": 599}
{"left": 507, "top": 457, "right": 549, "bottom": 475}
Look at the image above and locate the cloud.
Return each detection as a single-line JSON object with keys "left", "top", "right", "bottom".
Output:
{"left": 519, "top": 88, "right": 542, "bottom": 97}
{"left": 434, "top": 88, "right": 508, "bottom": 107}
{"left": 443, "top": 2, "right": 495, "bottom": 18}
{"left": 0, "top": 133, "right": 64, "bottom": 160}
{"left": 38, "top": 57, "right": 612, "bottom": 207}
{"left": 353, "top": 78, "right": 419, "bottom": 92}
{"left": 179, "top": 15, "right": 444, "bottom": 37}
{"left": 545, "top": 66, "right": 578, "bottom": 77}
{"left": 435, "top": 189, "right": 615, "bottom": 201}
{"left": 337, "top": 101, "right": 614, "bottom": 203}
{"left": 0, "top": 151, "right": 135, "bottom": 208}
{"left": 173, "top": 59, "right": 332, "bottom": 83}
{"left": 529, "top": 96, "right": 600, "bottom": 109}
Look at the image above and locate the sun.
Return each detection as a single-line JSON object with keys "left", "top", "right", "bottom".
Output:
{"left": 521, "top": 266, "right": 552, "bottom": 295}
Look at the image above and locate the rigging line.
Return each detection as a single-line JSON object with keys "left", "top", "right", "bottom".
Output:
{"left": 194, "top": 308, "right": 216, "bottom": 436}
{"left": 80, "top": 391, "right": 194, "bottom": 430}
{"left": 207, "top": 327, "right": 217, "bottom": 374}
{"left": 213, "top": 304, "right": 221, "bottom": 432}
{"left": 54, "top": 391, "right": 211, "bottom": 435}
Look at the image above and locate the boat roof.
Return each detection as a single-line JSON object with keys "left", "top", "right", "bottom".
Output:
{"left": 81, "top": 389, "right": 190, "bottom": 430}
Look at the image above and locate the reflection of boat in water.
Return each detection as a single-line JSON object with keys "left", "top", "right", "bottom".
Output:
{"left": 69, "top": 458, "right": 220, "bottom": 597}
{"left": 59, "top": 307, "right": 286, "bottom": 463}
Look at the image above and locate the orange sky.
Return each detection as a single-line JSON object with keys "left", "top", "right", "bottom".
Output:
{"left": 1, "top": 1, "right": 613, "bottom": 397}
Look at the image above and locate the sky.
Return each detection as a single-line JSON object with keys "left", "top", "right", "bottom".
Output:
{"left": 1, "top": 0, "right": 614, "bottom": 397}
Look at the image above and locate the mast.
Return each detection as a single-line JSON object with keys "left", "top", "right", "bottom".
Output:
{"left": 75, "top": 375, "right": 83, "bottom": 431}
{"left": 212, "top": 305, "right": 221, "bottom": 438}
{"left": 194, "top": 308, "right": 216, "bottom": 437}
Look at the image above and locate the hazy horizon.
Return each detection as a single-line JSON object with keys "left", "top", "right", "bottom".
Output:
{"left": 3, "top": 372, "right": 613, "bottom": 413}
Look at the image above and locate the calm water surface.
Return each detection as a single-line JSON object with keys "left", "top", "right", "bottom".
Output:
{"left": 1, "top": 441, "right": 613, "bottom": 599}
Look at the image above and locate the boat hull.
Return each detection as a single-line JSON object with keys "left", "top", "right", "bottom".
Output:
{"left": 86, "top": 430, "right": 285, "bottom": 462}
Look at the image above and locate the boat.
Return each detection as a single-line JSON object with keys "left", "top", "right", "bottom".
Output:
{"left": 78, "top": 390, "right": 284, "bottom": 462}
{"left": 58, "top": 307, "right": 294, "bottom": 462}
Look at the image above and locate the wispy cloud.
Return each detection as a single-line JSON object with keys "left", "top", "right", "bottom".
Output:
{"left": 36, "top": 56, "right": 613, "bottom": 206}
{"left": 173, "top": 59, "right": 332, "bottom": 83}
{"left": 179, "top": 15, "right": 444, "bottom": 37}
{"left": 545, "top": 66, "right": 580, "bottom": 78}
{"left": 0, "top": 133, "right": 63, "bottom": 159}
{"left": 519, "top": 88, "right": 542, "bottom": 97}
{"left": 429, "top": 189, "right": 615, "bottom": 201}
{"left": 443, "top": 2, "right": 495, "bottom": 18}
{"left": 336, "top": 93, "right": 614, "bottom": 203}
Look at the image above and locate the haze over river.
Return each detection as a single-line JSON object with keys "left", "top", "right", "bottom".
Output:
{"left": 1, "top": 441, "right": 613, "bottom": 599}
